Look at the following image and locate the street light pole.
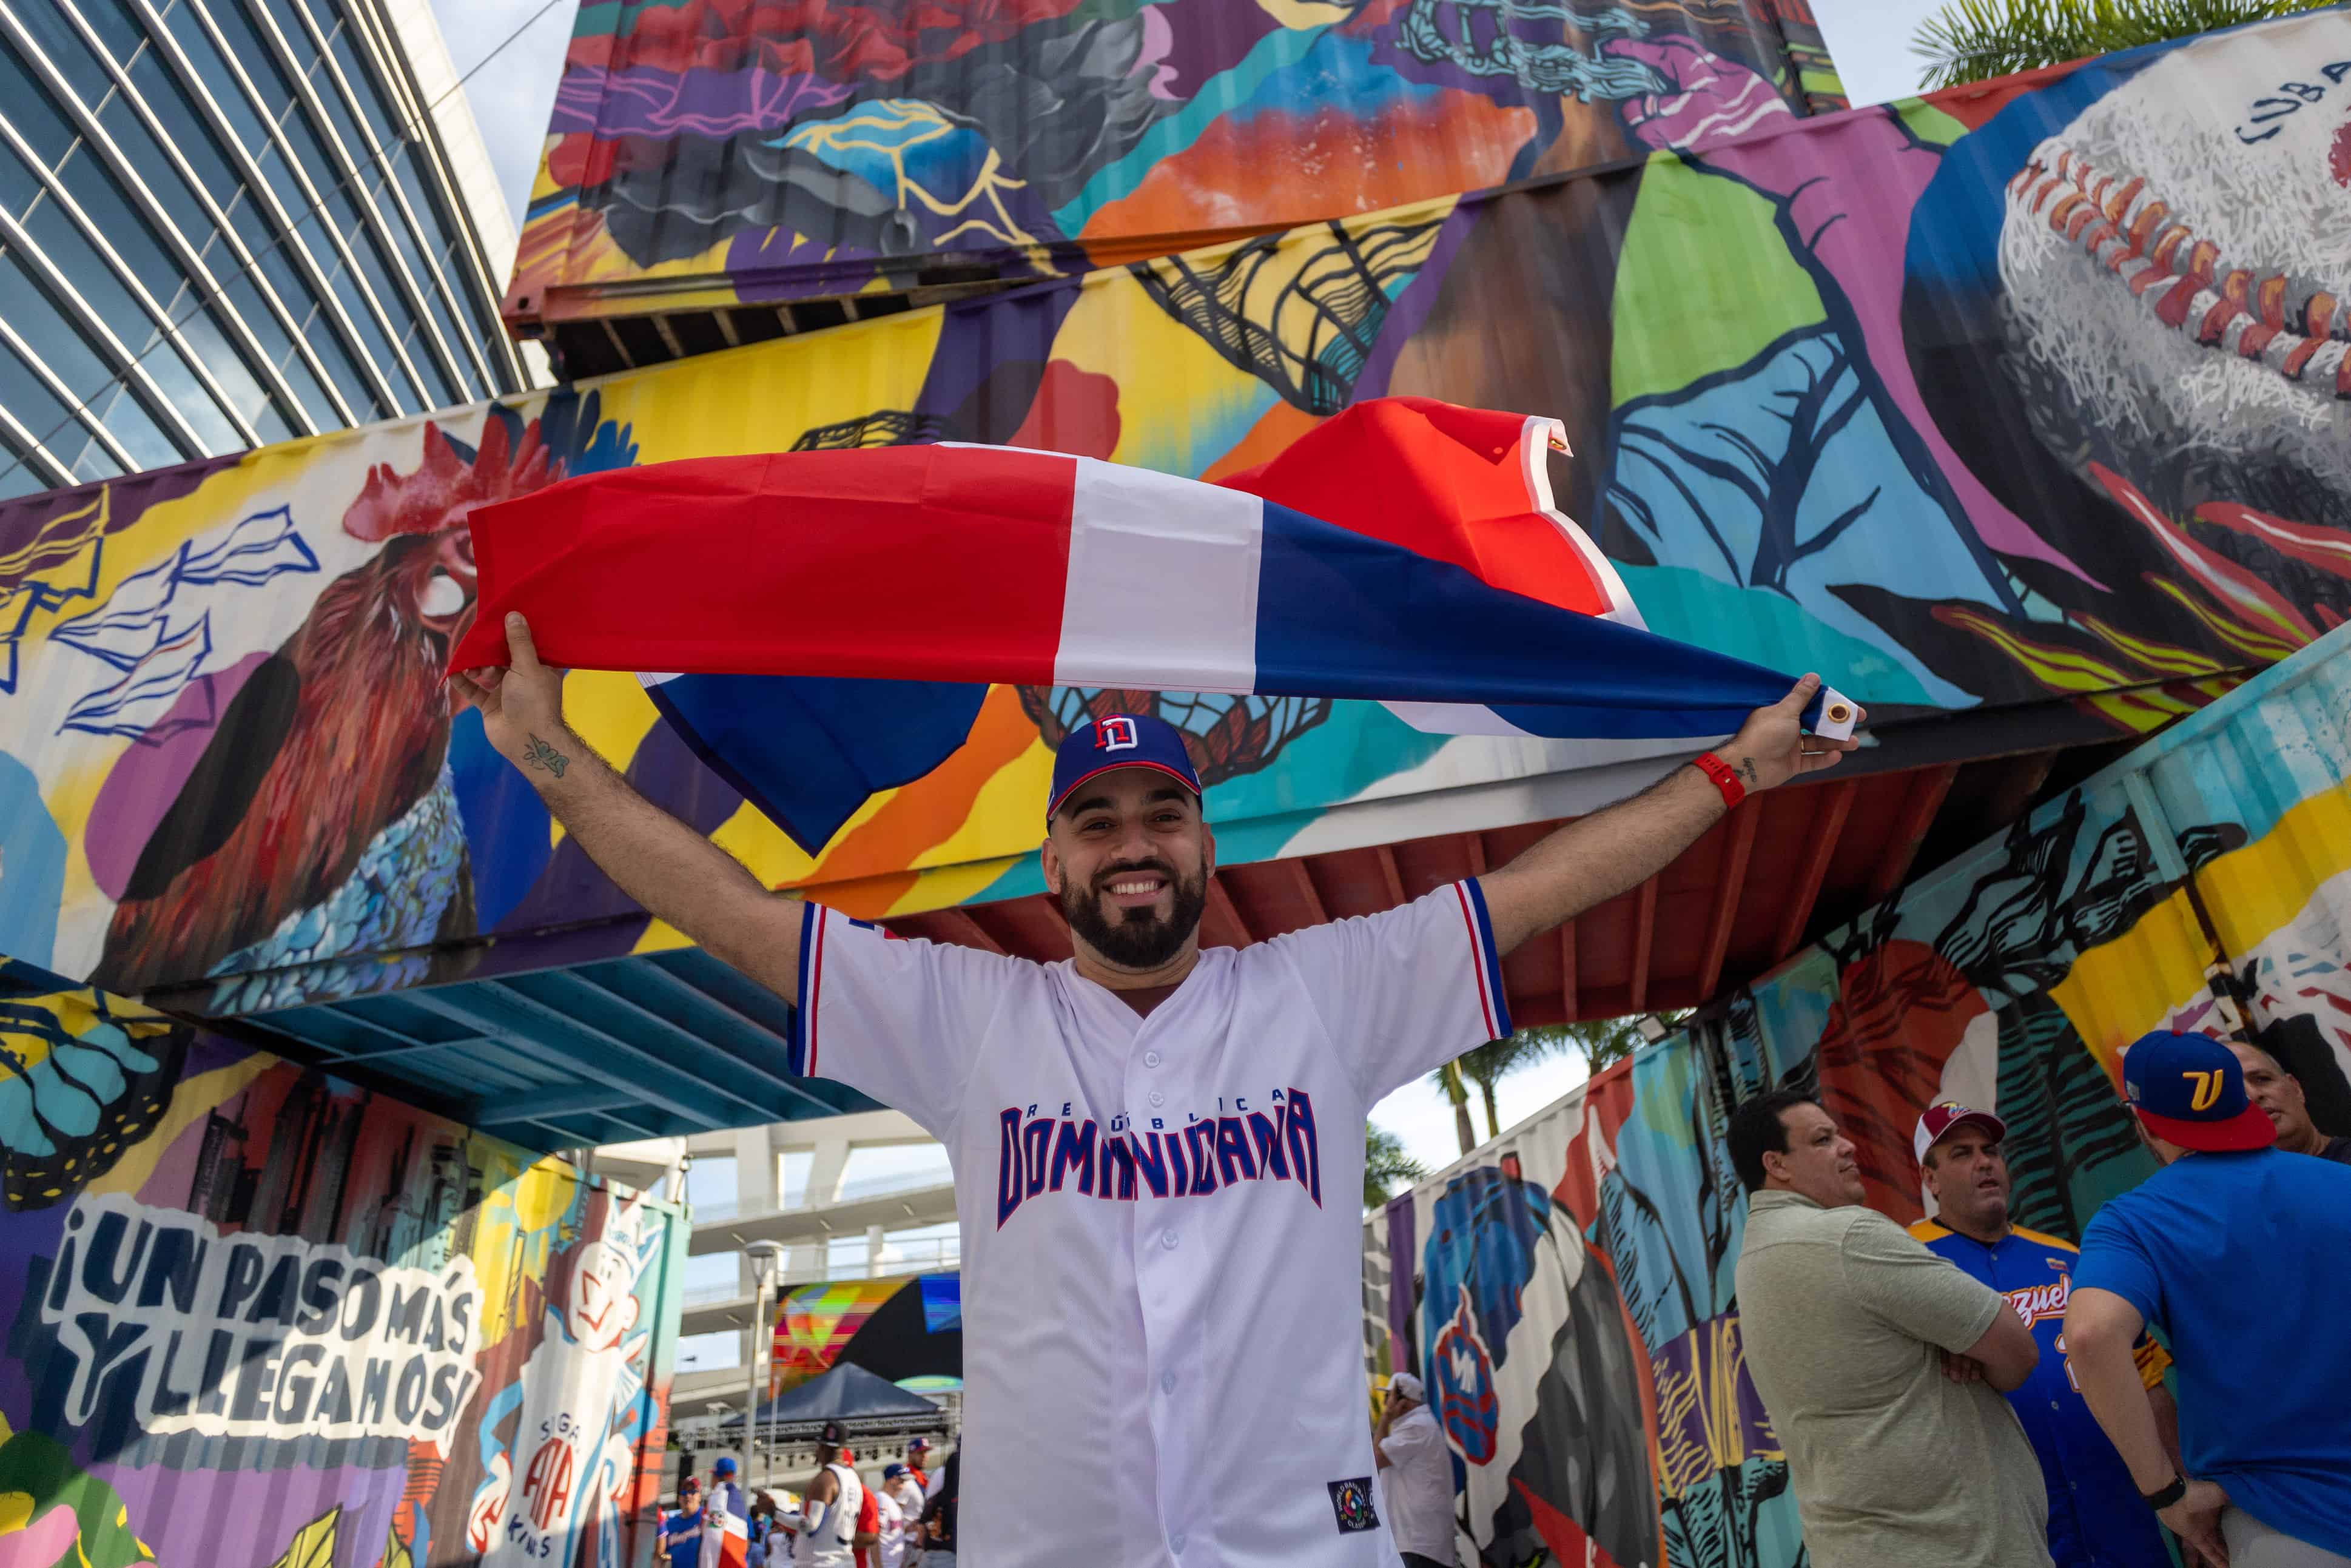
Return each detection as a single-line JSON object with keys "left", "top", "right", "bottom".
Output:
{"left": 745, "top": 1241, "right": 787, "bottom": 1487}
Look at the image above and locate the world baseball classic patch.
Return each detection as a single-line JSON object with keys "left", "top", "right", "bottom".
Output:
{"left": 1327, "top": 1477, "right": 1380, "bottom": 1534}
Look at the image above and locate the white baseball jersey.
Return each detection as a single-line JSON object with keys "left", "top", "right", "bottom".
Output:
{"left": 790, "top": 880, "right": 1511, "bottom": 1568}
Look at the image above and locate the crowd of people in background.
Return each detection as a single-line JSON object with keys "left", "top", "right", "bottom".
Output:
{"left": 1729, "top": 1028, "right": 2351, "bottom": 1568}
{"left": 657, "top": 1427, "right": 958, "bottom": 1568}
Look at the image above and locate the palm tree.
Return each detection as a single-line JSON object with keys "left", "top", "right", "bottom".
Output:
{"left": 1912, "top": 0, "right": 2330, "bottom": 89}
{"left": 1428, "top": 1014, "right": 1690, "bottom": 1151}
{"left": 1433, "top": 1060, "right": 1478, "bottom": 1157}
{"left": 1365, "top": 1123, "right": 1427, "bottom": 1210}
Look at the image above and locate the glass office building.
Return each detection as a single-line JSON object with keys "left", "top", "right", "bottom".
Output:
{"left": 0, "top": 0, "right": 530, "bottom": 497}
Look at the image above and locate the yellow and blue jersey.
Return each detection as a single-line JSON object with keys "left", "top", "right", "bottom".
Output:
{"left": 1909, "top": 1220, "right": 2173, "bottom": 1568}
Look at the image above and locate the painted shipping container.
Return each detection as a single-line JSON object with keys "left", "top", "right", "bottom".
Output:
{"left": 506, "top": 0, "right": 1846, "bottom": 347}
{"left": 0, "top": 956, "right": 689, "bottom": 1568}
{"left": 0, "top": 16, "right": 2341, "bottom": 1127}
{"left": 1365, "top": 618, "right": 2351, "bottom": 1567}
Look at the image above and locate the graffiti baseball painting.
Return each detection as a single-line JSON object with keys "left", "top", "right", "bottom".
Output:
{"left": 0, "top": 958, "right": 687, "bottom": 1568}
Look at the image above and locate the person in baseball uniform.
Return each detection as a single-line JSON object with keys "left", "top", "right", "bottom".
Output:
{"left": 458, "top": 613, "right": 1860, "bottom": 1566}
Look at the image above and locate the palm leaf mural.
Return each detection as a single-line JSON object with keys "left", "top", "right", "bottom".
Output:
{"left": 263, "top": 1505, "right": 340, "bottom": 1568}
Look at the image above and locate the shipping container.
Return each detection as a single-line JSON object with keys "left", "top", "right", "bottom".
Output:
{"left": 1364, "top": 618, "right": 2351, "bottom": 1567}
{"left": 0, "top": 14, "right": 2340, "bottom": 1140}
{"left": 508, "top": 0, "right": 1847, "bottom": 368}
{"left": 0, "top": 956, "right": 690, "bottom": 1568}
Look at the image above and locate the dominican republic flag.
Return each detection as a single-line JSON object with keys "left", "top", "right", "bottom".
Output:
{"left": 448, "top": 399, "right": 1853, "bottom": 851}
{"left": 700, "top": 1504, "right": 748, "bottom": 1568}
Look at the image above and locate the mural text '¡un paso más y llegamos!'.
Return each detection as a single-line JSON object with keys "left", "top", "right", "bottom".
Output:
{"left": 0, "top": 961, "right": 688, "bottom": 1568}
{"left": 0, "top": 12, "right": 2346, "bottom": 1024}
{"left": 1367, "top": 625, "right": 2351, "bottom": 1568}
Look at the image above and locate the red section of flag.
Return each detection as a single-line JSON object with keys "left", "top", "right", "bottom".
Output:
{"left": 1214, "top": 397, "right": 1619, "bottom": 618}
{"left": 447, "top": 444, "right": 1076, "bottom": 679}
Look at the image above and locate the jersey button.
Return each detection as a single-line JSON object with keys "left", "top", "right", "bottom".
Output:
{"left": 1170, "top": 1535, "right": 1186, "bottom": 1555}
{"left": 1162, "top": 1229, "right": 1180, "bottom": 1250}
{"left": 1161, "top": 1370, "right": 1177, "bottom": 1393}
{"left": 1149, "top": 1091, "right": 1165, "bottom": 1107}
{"left": 1144, "top": 1051, "right": 1163, "bottom": 1068}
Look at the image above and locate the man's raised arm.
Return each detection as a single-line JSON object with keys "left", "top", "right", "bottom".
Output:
{"left": 1477, "top": 675, "right": 1863, "bottom": 956}
{"left": 451, "top": 612, "right": 807, "bottom": 1004}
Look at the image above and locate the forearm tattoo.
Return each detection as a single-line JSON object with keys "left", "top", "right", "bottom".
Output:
{"left": 523, "top": 732, "right": 570, "bottom": 778}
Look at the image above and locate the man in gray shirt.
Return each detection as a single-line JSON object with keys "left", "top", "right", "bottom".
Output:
{"left": 1728, "top": 1089, "right": 2050, "bottom": 1567}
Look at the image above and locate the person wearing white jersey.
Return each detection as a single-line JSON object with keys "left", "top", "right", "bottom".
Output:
{"left": 1374, "top": 1375, "right": 1458, "bottom": 1568}
{"left": 881, "top": 1465, "right": 926, "bottom": 1563}
{"left": 872, "top": 1478, "right": 907, "bottom": 1568}
{"left": 459, "top": 614, "right": 1862, "bottom": 1568}
{"left": 776, "top": 1422, "right": 864, "bottom": 1568}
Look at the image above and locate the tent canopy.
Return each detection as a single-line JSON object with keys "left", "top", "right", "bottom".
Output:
{"left": 718, "top": 1362, "right": 946, "bottom": 1435}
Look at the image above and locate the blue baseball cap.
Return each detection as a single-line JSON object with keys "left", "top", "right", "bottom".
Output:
{"left": 883, "top": 1463, "right": 907, "bottom": 1479}
{"left": 1047, "top": 713, "right": 1203, "bottom": 821}
{"left": 712, "top": 1456, "right": 736, "bottom": 1476}
{"left": 2121, "top": 1031, "right": 2275, "bottom": 1151}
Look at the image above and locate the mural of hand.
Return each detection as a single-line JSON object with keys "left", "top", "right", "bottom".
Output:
{"left": 1606, "top": 38, "right": 1792, "bottom": 153}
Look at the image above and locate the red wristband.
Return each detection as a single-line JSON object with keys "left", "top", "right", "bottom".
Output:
{"left": 1692, "top": 752, "right": 1746, "bottom": 810}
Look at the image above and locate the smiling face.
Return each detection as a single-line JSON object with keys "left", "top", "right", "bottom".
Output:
{"left": 1763, "top": 1101, "right": 1866, "bottom": 1208}
{"left": 1040, "top": 769, "right": 1214, "bottom": 973}
{"left": 561, "top": 1236, "right": 645, "bottom": 1352}
{"left": 1922, "top": 1127, "right": 2011, "bottom": 1237}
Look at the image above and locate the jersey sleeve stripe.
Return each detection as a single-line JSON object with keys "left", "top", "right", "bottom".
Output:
{"left": 1456, "top": 880, "right": 1511, "bottom": 1040}
{"left": 789, "top": 905, "right": 826, "bottom": 1077}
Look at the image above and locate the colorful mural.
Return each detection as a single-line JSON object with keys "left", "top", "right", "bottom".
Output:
{"left": 1368, "top": 622, "right": 2351, "bottom": 1566}
{"left": 769, "top": 1273, "right": 961, "bottom": 1395}
{"left": 0, "top": 15, "right": 2343, "bottom": 1020}
{"left": 0, "top": 957, "right": 687, "bottom": 1568}
{"left": 508, "top": 0, "right": 1846, "bottom": 329}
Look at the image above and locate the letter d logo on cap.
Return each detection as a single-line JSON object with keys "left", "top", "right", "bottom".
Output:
{"left": 1097, "top": 716, "right": 1140, "bottom": 751}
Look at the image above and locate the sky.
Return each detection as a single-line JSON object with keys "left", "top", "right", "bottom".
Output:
{"left": 429, "top": 0, "right": 1942, "bottom": 238}
{"left": 420, "top": 0, "right": 1931, "bottom": 1175}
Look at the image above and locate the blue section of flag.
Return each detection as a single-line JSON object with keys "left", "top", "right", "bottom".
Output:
{"left": 645, "top": 673, "right": 988, "bottom": 853}
{"left": 1251, "top": 500, "right": 1806, "bottom": 736}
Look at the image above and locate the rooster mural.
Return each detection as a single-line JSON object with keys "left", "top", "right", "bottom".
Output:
{"left": 93, "top": 395, "right": 637, "bottom": 1009}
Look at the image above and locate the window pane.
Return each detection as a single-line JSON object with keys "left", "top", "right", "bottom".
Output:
{"left": 162, "top": 2, "right": 269, "bottom": 157}
{"left": 72, "top": 0, "right": 150, "bottom": 67}
{"left": 204, "top": 2, "right": 297, "bottom": 115}
{"left": 402, "top": 321, "right": 457, "bottom": 409}
{"left": 0, "top": 247, "right": 113, "bottom": 405}
{"left": 98, "top": 90, "right": 212, "bottom": 250}
{"left": 0, "top": 332, "right": 86, "bottom": 459}
{"left": 172, "top": 300, "right": 280, "bottom": 441}
{"left": 0, "top": 39, "right": 82, "bottom": 171}
{"left": 0, "top": 441, "right": 56, "bottom": 502}
{"left": 11, "top": 1, "right": 112, "bottom": 108}
{"left": 50, "top": 142, "right": 181, "bottom": 300}
{"left": 15, "top": 190, "right": 242, "bottom": 451}
{"left": 83, "top": 377, "right": 183, "bottom": 471}
{"left": 126, "top": 47, "right": 241, "bottom": 207}
{"left": 64, "top": 429, "right": 126, "bottom": 483}
{"left": 222, "top": 274, "right": 327, "bottom": 422}
{"left": 329, "top": 25, "right": 400, "bottom": 149}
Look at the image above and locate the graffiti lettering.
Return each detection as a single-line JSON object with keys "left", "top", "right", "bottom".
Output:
{"left": 41, "top": 1193, "right": 483, "bottom": 1450}
{"left": 2233, "top": 61, "right": 2351, "bottom": 140}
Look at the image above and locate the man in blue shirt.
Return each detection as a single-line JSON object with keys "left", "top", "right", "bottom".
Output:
{"left": 664, "top": 1478, "right": 705, "bottom": 1568}
{"left": 1906, "top": 1102, "right": 2178, "bottom": 1568}
{"left": 2068, "top": 1031, "right": 2351, "bottom": 1567}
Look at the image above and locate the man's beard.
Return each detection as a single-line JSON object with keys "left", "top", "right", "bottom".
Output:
{"left": 1061, "top": 858, "right": 1209, "bottom": 969}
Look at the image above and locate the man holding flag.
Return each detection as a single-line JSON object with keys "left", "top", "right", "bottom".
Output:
{"left": 450, "top": 400, "right": 1863, "bottom": 1567}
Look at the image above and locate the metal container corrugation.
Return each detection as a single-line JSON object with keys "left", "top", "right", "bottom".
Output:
{"left": 506, "top": 0, "right": 1848, "bottom": 345}
{"left": 0, "top": 958, "right": 690, "bottom": 1568}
